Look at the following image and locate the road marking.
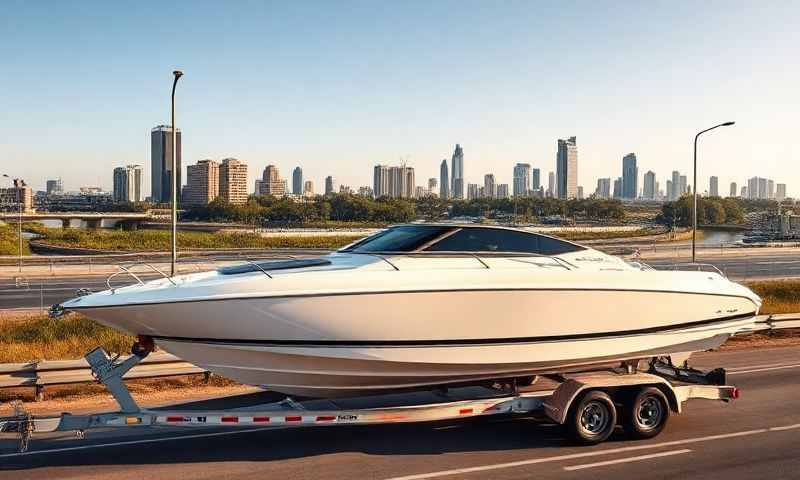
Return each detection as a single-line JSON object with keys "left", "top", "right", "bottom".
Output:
{"left": 729, "top": 363, "right": 800, "bottom": 375}
{"left": 769, "top": 423, "right": 800, "bottom": 432}
{"left": 727, "top": 362, "right": 800, "bottom": 372}
{"left": 383, "top": 429, "right": 769, "bottom": 480}
{"left": 563, "top": 449, "right": 692, "bottom": 471}
{"left": 0, "top": 426, "right": 279, "bottom": 459}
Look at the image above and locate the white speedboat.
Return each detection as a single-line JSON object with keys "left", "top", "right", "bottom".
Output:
{"left": 60, "top": 224, "right": 761, "bottom": 397}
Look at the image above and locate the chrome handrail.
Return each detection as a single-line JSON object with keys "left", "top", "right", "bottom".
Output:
{"left": 240, "top": 259, "right": 273, "bottom": 278}
{"left": 366, "top": 252, "right": 573, "bottom": 271}
{"left": 106, "top": 263, "right": 177, "bottom": 293}
{"left": 656, "top": 262, "right": 726, "bottom": 277}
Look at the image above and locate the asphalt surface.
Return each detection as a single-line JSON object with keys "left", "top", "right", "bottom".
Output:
{"left": 2, "top": 252, "right": 799, "bottom": 310}
{"left": 1, "top": 345, "right": 799, "bottom": 479}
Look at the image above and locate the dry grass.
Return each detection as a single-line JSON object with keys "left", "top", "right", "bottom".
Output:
{"left": 0, "top": 313, "right": 134, "bottom": 363}
{"left": 745, "top": 279, "right": 800, "bottom": 314}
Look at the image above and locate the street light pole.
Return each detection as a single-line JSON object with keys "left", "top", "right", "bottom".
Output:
{"left": 170, "top": 70, "right": 183, "bottom": 277}
{"left": 692, "top": 121, "right": 735, "bottom": 263}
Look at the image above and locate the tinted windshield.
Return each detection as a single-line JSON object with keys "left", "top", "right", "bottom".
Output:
{"left": 424, "top": 228, "right": 584, "bottom": 255}
{"left": 342, "top": 226, "right": 453, "bottom": 252}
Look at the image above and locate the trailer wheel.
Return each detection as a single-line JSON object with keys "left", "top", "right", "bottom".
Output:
{"left": 623, "top": 387, "right": 670, "bottom": 439}
{"left": 566, "top": 390, "right": 617, "bottom": 445}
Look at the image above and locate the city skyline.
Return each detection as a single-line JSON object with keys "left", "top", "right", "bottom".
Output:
{"left": 3, "top": 2, "right": 798, "bottom": 198}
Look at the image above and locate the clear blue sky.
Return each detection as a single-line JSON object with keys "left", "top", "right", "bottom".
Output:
{"left": 2, "top": 0, "right": 798, "bottom": 196}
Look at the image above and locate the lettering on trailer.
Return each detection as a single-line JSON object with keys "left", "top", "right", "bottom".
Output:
{"left": 337, "top": 414, "right": 358, "bottom": 421}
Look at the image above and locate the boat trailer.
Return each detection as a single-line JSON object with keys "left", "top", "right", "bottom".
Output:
{"left": 1, "top": 346, "right": 740, "bottom": 453}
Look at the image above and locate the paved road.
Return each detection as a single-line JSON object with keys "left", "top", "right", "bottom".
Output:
{"left": 2, "top": 252, "right": 800, "bottom": 310}
{"left": 1, "top": 346, "right": 799, "bottom": 479}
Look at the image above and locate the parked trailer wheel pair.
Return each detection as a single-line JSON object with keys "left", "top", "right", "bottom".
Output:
{"left": 566, "top": 387, "right": 670, "bottom": 445}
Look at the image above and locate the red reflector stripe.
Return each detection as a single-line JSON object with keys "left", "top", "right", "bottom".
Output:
{"left": 221, "top": 416, "right": 239, "bottom": 423}
{"left": 285, "top": 416, "right": 302, "bottom": 422}
{"left": 459, "top": 408, "right": 473, "bottom": 415}
{"left": 253, "top": 417, "right": 270, "bottom": 423}
{"left": 166, "top": 416, "right": 184, "bottom": 422}
{"left": 316, "top": 416, "right": 336, "bottom": 422}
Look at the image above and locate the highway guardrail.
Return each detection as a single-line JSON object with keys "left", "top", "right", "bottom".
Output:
{"left": 0, "top": 352, "right": 206, "bottom": 401}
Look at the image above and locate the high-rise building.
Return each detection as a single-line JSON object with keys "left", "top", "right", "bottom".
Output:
{"left": 0, "top": 178, "right": 33, "bottom": 212}
{"left": 439, "top": 159, "right": 449, "bottom": 199}
{"left": 512, "top": 163, "right": 531, "bottom": 197}
{"left": 292, "top": 167, "right": 303, "bottom": 195}
{"left": 183, "top": 160, "right": 219, "bottom": 205}
{"left": 741, "top": 186, "right": 747, "bottom": 197}
{"left": 595, "top": 178, "right": 611, "bottom": 198}
{"left": 390, "top": 166, "right": 415, "bottom": 198}
{"left": 643, "top": 171, "right": 656, "bottom": 200}
{"left": 150, "top": 125, "right": 181, "bottom": 203}
{"left": 679, "top": 175, "right": 688, "bottom": 196}
{"left": 768, "top": 179, "right": 775, "bottom": 199}
{"left": 450, "top": 144, "right": 464, "bottom": 199}
{"left": 777, "top": 183, "right": 787, "bottom": 201}
{"left": 532, "top": 168, "right": 541, "bottom": 191}
{"left": 577, "top": 186, "right": 584, "bottom": 200}
{"left": 666, "top": 180, "right": 673, "bottom": 200}
{"left": 373, "top": 165, "right": 390, "bottom": 198}
{"left": 613, "top": 177, "right": 623, "bottom": 198}
{"left": 556, "top": 136, "right": 578, "bottom": 199}
{"left": 428, "top": 178, "right": 437, "bottom": 194}
{"left": 467, "top": 183, "right": 480, "bottom": 200}
{"left": 730, "top": 182, "right": 737, "bottom": 198}
{"left": 46, "top": 179, "right": 63, "bottom": 195}
{"left": 258, "top": 165, "right": 286, "bottom": 196}
{"left": 325, "top": 176, "right": 335, "bottom": 195}
{"left": 303, "top": 180, "right": 314, "bottom": 196}
{"left": 414, "top": 186, "right": 426, "bottom": 199}
{"left": 497, "top": 184, "right": 509, "bottom": 199}
{"left": 671, "top": 171, "right": 680, "bottom": 200}
{"left": 484, "top": 173, "right": 496, "bottom": 198}
{"left": 112, "top": 165, "right": 142, "bottom": 203}
{"left": 547, "top": 171, "right": 555, "bottom": 198}
{"left": 358, "top": 186, "right": 373, "bottom": 198}
{"left": 622, "top": 153, "right": 638, "bottom": 199}
{"left": 219, "top": 158, "right": 248, "bottom": 204}
{"left": 709, "top": 176, "right": 719, "bottom": 197}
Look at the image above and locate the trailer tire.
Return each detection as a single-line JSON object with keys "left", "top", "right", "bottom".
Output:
{"left": 623, "top": 387, "right": 670, "bottom": 439}
{"left": 566, "top": 390, "right": 617, "bottom": 445}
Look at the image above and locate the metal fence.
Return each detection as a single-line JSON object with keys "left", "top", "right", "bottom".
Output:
{"left": 0, "top": 352, "right": 206, "bottom": 401}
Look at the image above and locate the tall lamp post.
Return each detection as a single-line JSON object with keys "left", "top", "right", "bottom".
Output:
{"left": 170, "top": 70, "right": 183, "bottom": 277}
{"left": 692, "top": 121, "right": 735, "bottom": 263}
{"left": 2, "top": 173, "right": 23, "bottom": 272}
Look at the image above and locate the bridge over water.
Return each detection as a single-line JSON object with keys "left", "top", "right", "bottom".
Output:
{"left": 0, "top": 212, "right": 153, "bottom": 228}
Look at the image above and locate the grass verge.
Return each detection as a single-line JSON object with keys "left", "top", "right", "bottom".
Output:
{"left": 34, "top": 228, "right": 365, "bottom": 251}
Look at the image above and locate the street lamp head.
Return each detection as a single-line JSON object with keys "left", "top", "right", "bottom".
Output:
{"left": 722, "top": 121, "right": 735, "bottom": 126}
{"left": 173, "top": 70, "right": 183, "bottom": 78}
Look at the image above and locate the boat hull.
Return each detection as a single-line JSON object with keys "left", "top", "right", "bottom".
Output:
{"left": 74, "top": 288, "right": 758, "bottom": 397}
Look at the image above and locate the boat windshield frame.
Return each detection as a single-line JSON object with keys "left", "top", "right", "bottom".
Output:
{"left": 338, "top": 224, "right": 586, "bottom": 257}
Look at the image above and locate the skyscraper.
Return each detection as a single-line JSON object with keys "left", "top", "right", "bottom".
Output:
{"left": 621, "top": 153, "right": 638, "bottom": 199}
{"left": 428, "top": 178, "right": 437, "bottom": 194}
{"left": 768, "top": 179, "right": 775, "bottom": 199}
{"left": 467, "top": 183, "right": 480, "bottom": 200}
{"left": 373, "top": 165, "right": 390, "bottom": 197}
{"left": 325, "top": 176, "right": 335, "bottom": 195}
{"left": 292, "top": 167, "right": 303, "bottom": 195}
{"left": 450, "top": 144, "right": 464, "bottom": 199}
{"left": 709, "top": 176, "right": 719, "bottom": 197}
{"left": 595, "top": 178, "right": 611, "bottom": 198}
{"left": 497, "top": 184, "right": 509, "bottom": 199}
{"left": 484, "top": 173, "right": 496, "bottom": 198}
{"left": 388, "top": 166, "right": 414, "bottom": 198}
{"left": 666, "top": 180, "right": 673, "bottom": 200}
{"left": 671, "top": 171, "right": 680, "bottom": 200}
{"left": 577, "top": 186, "right": 584, "bottom": 200}
{"left": 730, "top": 182, "right": 737, "bottom": 198}
{"left": 777, "top": 183, "right": 787, "bottom": 201}
{"left": 643, "top": 171, "right": 656, "bottom": 200}
{"left": 258, "top": 165, "right": 286, "bottom": 196}
{"left": 113, "top": 165, "right": 143, "bottom": 203}
{"left": 183, "top": 160, "right": 219, "bottom": 205}
{"left": 532, "top": 168, "right": 541, "bottom": 191}
{"left": 219, "top": 158, "right": 248, "bottom": 204}
{"left": 679, "top": 175, "right": 688, "bottom": 196}
{"left": 512, "top": 163, "right": 531, "bottom": 197}
{"left": 150, "top": 125, "right": 181, "bottom": 203}
{"left": 547, "top": 171, "right": 555, "bottom": 198}
{"left": 613, "top": 177, "right": 623, "bottom": 198}
{"left": 303, "top": 180, "right": 314, "bottom": 197}
{"left": 439, "top": 159, "right": 449, "bottom": 200}
{"left": 556, "top": 136, "right": 577, "bottom": 199}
